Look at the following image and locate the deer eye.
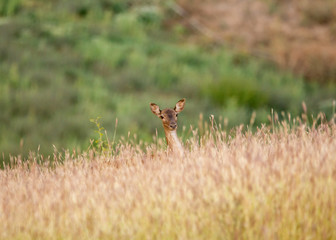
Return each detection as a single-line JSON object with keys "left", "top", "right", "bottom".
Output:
{"left": 176, "top": 114, "right": 178, "bottom": 117}
{"left": 160, "top": 116, "right": 164, "bottom": 119}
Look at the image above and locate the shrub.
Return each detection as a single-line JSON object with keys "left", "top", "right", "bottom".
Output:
{"left": 0, "top": 0, "right": 21, "bottom": 16}
{"left": 302, "top": 1, "right": 336, "bottom": 25}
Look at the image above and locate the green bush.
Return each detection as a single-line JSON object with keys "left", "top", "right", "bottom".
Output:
{"left": 0, "top": 0, "right": 21, "bottom": 16}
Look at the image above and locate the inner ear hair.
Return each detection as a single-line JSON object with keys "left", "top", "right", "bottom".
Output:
{"left": 174, "top": 98, "right": 186, "bottom": 113}
{"left": 150, "top": 103, "right": 161, "bottom": 116}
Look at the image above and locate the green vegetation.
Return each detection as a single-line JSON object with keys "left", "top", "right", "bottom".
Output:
{"left": 0, "top": 0, "right": 335, "bottom": 159}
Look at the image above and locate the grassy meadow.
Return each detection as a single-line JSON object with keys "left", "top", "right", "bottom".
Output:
{"left": 1, "top": 1, "right": 336, "bottom": 239}
{"left": 1, "top": 116, "right": 336, "bottom": 239}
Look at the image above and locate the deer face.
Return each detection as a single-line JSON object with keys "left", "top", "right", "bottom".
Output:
{"left": 150, "top": 98, "right": 186, "bottom": 131}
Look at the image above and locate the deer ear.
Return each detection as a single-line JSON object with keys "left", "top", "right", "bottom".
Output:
{"left": 174, "top": 98, "right": 186, "bottom": 113}
{"left": 150, "top": 103, "right": 161, "bottom": 117}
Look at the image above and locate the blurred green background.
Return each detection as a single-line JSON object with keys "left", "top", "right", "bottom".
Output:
{"left": 1, "top": 0, "right": 336, "bottom": 158}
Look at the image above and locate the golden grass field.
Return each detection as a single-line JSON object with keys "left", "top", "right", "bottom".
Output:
{"left": 1, "top": 115, "right": 336, "bottom": 240}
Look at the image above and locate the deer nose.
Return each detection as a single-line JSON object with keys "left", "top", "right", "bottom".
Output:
{"left": 170, "top": 123, "right": 177, "bottom": 129}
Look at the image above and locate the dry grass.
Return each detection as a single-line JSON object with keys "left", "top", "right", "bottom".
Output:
{"left": 1, "top": 116, "right": 336, "bottom": 239}
{"left": 175, "top": 0, "right": 336, "bottom": 83}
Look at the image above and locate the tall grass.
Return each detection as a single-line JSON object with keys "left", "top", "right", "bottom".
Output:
{"left": 1, "top": 115, "right": 336, "bottom": 239}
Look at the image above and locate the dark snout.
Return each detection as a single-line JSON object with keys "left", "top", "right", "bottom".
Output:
{"left": 169, "top": 122, "right": 177, "bottom": 130}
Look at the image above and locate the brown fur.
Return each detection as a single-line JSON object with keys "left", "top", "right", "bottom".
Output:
{"left": 150, "top": 99, "right": 186, "bottom": 154}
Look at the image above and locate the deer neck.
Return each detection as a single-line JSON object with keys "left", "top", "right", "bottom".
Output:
{"left": 164, "top": 128, "right": 183, "bottom": 154}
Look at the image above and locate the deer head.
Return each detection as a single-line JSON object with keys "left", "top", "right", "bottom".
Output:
{"left": 150, "top": 98, "right": 186, "bottom": 131}
{"left": 150, "top": 98, "right": 186, "bottom": 153}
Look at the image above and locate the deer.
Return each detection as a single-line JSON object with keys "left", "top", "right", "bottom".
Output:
{"left": 150, "top": 98, "right": 186, "bottom": 155}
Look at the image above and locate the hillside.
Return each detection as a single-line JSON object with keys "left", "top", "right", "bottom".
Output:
{"left": 0, "top": 0, "right": 335, "bottom": 159}
{"left": 176, "top": 0, "right": 336, "bottom": 83}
